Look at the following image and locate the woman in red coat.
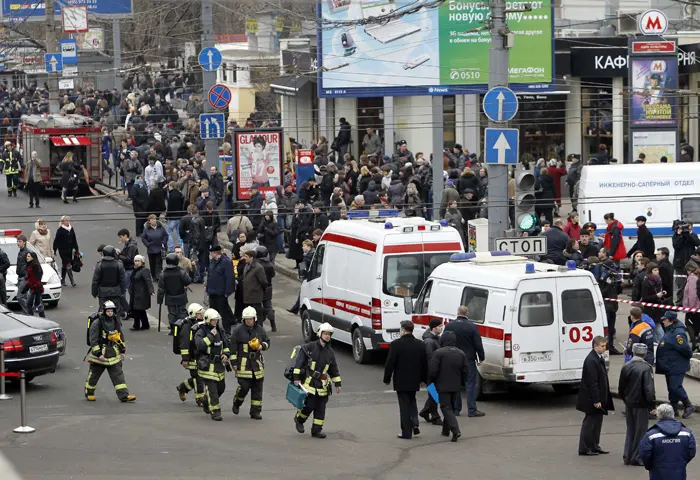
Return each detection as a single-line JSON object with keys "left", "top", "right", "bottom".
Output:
{"left": 603, "top": 212, "right": 628, "bottom": 261}
{"left": 24, "top": 251, "right": 45, "bottom": 317}
{"left": 546, "top": 159, "right": 568, "bottom": 214}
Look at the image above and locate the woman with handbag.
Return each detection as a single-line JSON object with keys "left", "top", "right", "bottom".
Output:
{"left": 52, "top": 215, "right": 79, "bottom": 287}
{"left": 59, "top": 152, "right": 80, "bottom": 204}
{"left": 128, "top": 255, "right": 154, "bottom": 331}
{"left": 24, "top": 251, "right": 45, "bottom": 317}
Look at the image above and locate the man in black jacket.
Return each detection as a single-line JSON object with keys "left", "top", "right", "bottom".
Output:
{"left": 628, "top": 216, "right": 655, "bottom": 260}
{"left": 618, "top": 343, "right": 656, "bottom": 466}
{"left": 91, "top": 245, "right": 126, "bottom": 318}
{"left": 672, "top": 222, "right": 700, "bottom": 304}
{"left": 419, "top": 318, "right": 443, "bottom": 425}
{"left": 427, "top": 331, "right": 468, "bottom": 442}
{"left": 655, "top": 247, "right": 674, "bottom": 303}
{"left": 577, "top": 336, "right": 615, "bottom": 456}
{"left": 165, "top": 181, "right": 185, "bottom": 253}
{"left": 157, "top": 253, "right": 191, "bottom": 333}
{"left": 0, "top": 246, "right": 9, "bottom": 305}
{"left": 444, "top": 305, "right": 485, "bottom": 417}
{"left": 256, "top": 246, "right": 277, "bottom": 332}
{"left": 383, "top": 321, "right": 428, "bottom": 439}
{"left": 131, "top": 176, "right": 149, "bottom": 237}
{"left": 118, "top": 228, "right": 139, "bottom": 317}
{"left": 542, "top": 219, "right": 570, "bottom": 265}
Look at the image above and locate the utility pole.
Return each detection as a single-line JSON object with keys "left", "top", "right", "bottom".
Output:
{"left": 201, "top": 0, "right": 219, "bottom": 172}
{"left": 486, "top": 0, "right": 510, "bottom": 249}
{"left": 45, "top": 0, "right": 59, "bottom": 113}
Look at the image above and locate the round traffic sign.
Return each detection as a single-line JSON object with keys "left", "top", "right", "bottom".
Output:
{"left": 208, "top": 84, "right": 232, "bottom": 110}
{"left": 482, "top": 86, "right": 519, "bottom": 123}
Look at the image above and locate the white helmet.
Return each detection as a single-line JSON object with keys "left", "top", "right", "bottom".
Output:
{"left": 203, "top": 308, "right": 221, "bottom": 323}
{"left": 103, "top": 300, "right": 117, "bottom": 311}
{"left": 242, "top": 306, "right": 257, "bottom": 319}
{"left": 187, "top": 303, "right": 205, "bottom": 317}
{"left": 317, "top": 322, "right": 334, "bottom": 335}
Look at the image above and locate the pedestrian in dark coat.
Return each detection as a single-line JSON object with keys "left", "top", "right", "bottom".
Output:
{"left": 639, "top": 403, "right": 696, "bottom": 480}
{"left": 542, "top": 219, "right": 570, "bottom": 265}
{"left": 628, "top": 216, "right": 656, "bottom": 260}
{"left": 535, "top": 168, "right": 556, "bottom": 224}
{"left": 419, "top": 318, "right": 444, "bottom": 425}
{"left": 619, "top": 343, "right": 656, "bottom": 466}
{"left": 257, "top": 211, "right": 280, "bottom": 262}
{"left": 140, "top": 214, "right": 168, "bottom": 280}
{"left": 53, "top": 216, "right": 79, "bottom": 286}
{"left": 128, "top": 255, "right": 154, "bottom": 330}
{"left": 240, "top": 250, "right": 268, "bottom": 324}
{"left": 383, "top": 321, "right": 428, "bottom": 439}
{"left": 146, "top": 183, "right": 166, "bottom": 218}
{"left": 577, "top": 336, "right": 614, "bottom": 456}
{"left": 206, "top": 246, "right": 235, "bottom": 333}
{"left": 131, "top": 178, "right": 149, "bottom": 236}
{"left": 427, "top": 331, "right": 468, "bottom": 442}
{"left": 289, "top": 205, "right": 313, "bottom": 266}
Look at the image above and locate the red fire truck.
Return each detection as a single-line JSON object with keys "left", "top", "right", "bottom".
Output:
{"left": 18, "top": 114, "right": 102, "bottom": 192}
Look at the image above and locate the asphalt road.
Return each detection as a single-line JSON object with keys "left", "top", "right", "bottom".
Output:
{"left": 0, "top": 183, "right": 698, "bottom": 480}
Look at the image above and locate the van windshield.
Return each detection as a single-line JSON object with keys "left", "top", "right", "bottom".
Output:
{"left": 383, "top": 252, "right": 454, "bottom": 297}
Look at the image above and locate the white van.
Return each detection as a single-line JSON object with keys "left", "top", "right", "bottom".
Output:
{"left": 406, "top": 252, "right": 608, "bottom": 397}
{"left": 298, "top": 214, "right": 463, "bottom": 363}
{"left": 578, "top": 163, "right": 700, "bottom": 257}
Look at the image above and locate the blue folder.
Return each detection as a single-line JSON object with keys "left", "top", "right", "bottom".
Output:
{"left": 427, "top": 383, "right": 439, "bottom": 403}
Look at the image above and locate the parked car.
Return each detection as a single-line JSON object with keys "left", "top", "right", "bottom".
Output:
{"left": 0, "top": 310, "right": 60, "bottom": 381}
{"left": 0, "top": 305, "right": 66, "bottom": 356}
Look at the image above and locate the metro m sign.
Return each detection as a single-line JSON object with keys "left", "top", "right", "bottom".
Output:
{"left": 639, "top": 10, "right": 668, "bottom": 35}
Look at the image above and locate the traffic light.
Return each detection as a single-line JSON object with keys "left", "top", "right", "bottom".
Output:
{"left": 514, "top": 163, "right": 537, "bottom": 234}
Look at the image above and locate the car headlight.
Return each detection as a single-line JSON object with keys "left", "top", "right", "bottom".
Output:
{"left": 48, "top": 274, "right": 60, "bottom": 285}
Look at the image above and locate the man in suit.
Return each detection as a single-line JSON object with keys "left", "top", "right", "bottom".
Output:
{"left": 383, "top": 320, "right": 428, "bottom": 439}
{"left": 577, "top": 335, "right": 615, "bottom": 456}
{"left": 444, "top": 305, "right": 485, "bottom": 417}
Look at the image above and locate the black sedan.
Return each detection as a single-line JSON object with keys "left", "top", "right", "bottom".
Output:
{"left": 0, "top": 312, "right": 60, "bottom": 381}
{"left": 0, "top": 305, "right": 67, "bottom": 356}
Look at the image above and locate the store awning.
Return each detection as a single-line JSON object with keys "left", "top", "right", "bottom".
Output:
{"left": 50, "top": 136, "right": 92, "bottom": 146}
{"left": 269, "top": 76, "right": 314, "bottom": 96}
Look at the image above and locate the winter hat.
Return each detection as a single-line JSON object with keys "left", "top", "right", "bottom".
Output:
{"left": 632, "top": 343, "right": 648, "bottom": 356}
{"left": 445, "top": 179, "right": 455, "bottom": 188}
{"left": 265, "top": 191, "right": 275, "bottom": 200}
{"left": 661, "top": 311, "right": 677, "bottom": 321}
{"left": 429, "top": 318, "right": 442, "bottom": 330}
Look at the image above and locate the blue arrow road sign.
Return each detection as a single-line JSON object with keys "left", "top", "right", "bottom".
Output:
{"left": 208, "top": 84, "right": 232, "bottom": 110}
{"left": 484, "top": 128, "right": 519, "bottom": 165}
{"left": 199, "top": 113, "right": 225, "bottom": 139}
{"left": 60, "top": 39, "right": 78, "bottom": 65}
{"left": 199, "top": 47, "right": 222, "bottom": 72}
{"left": 44, "top": 53, "right": 63, "bottom": 73}
{"left": 483, "top": 86, "right": 518, "bottom": 123}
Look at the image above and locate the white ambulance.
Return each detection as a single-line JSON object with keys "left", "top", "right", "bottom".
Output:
{"left": 405, "top": 252, "right": 608, "bottom": 398}
{"left": 298, "top": 213, "right": 464, "bottom": 364}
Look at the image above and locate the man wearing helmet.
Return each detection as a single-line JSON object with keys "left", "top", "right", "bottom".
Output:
{"left": 231, "top": 306, "right": 270, "bottom": 419}
{"left": 157, "top": 252, "right": 191, "bottom": 334}
{"left": 195, "top": 308, "right": 231, "bottom": 421}
{"left": 85, "top": 300, "right": 136, "bottom": 403}
{"left": 92, "top": 245, "right": 126, "bottom": 319}
{"left": 293, "top": 322, "right": 342, "bottom": 438}
{"left": 176, "top": 303, "right": 209, "bottom": 412}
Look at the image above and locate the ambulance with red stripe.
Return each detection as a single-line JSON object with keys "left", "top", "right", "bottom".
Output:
{"left": 406, "top": 252, "right": 608, "bottom": 397}
{"left": 298, "top": 213, "right": 463, "bottom": 364}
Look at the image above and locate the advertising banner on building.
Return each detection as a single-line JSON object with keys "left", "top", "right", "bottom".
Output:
{"left": 2, "top": 0, "right": 133, "bottom": 19}
{"left": 630, "top": 57, "right": 677, "bottom": 126}
{"left": 318, "top": 0, "right": 554, "bottom": 98}
{"left": 76, "top": 28, "right": 104, "bottom": 51}
{"left": 235, "top": 129, "right": 283, "bottom": 201}
{"left": 631, "top": 131, "right": 677, "bottom": 163}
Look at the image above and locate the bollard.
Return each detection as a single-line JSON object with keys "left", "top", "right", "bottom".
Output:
{"left": 13, "top": 371, "right": 35, "bottom": 434}
{"left": 0, "top": 342, "right": 11, "bottom": 401}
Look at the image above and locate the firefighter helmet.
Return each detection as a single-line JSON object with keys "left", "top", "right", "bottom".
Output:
{"left": 187, "top": 303, "right": 205, "bottom": 317}
{"left": 317, "top": 322, "right": 334, "bottom": 335}
{"left": 242, "top": 306, "right": 257, "bottom": 319}
{"left": 203, "top": 308, "right": 221, "bottom": 323}
{"left": 103, "top": 300, "right": 117, "bottom": 311}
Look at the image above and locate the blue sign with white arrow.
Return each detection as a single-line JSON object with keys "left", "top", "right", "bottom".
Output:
{"left": 44, "top": 53, "right": 63, "bottom": 73}
{"left": 199, "top": 113, "right": 225, "bottom": 140}
{"left": 482, "top": 86, "right": 518, "bottom": 123}
{"left": 60, "top": 39, "right": 78, "bottom": 65}
{"left": 198, "top": 47, "right": 222, "bottom": 72}
{"left": 484, "top": 128, "right": 519, "bottom": 165}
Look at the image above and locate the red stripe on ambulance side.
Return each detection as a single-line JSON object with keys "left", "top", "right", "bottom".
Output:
{"left": 383, "top": 242, "right": 463, "bottom": 254}
{"left": 321, "top": 233, "right": 377, "bottom": 253}
{"left": 413, "top": 315, "right": 504, "bottom": 341}
{"left": 310, "top": 298, "right": 372, "bottom": 318}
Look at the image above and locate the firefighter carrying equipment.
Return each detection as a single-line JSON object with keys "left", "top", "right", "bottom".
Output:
{"left": 231, "top": 321, "right": 269, "bottom": 380}
{"left": 291, "top": 340, "right": 341, "bottom": 396}
{"left": 248, "top": 338, "right": 261, "bottom": 351}
{"left": 87, "top": 313, "right": 126, "bottom": 366}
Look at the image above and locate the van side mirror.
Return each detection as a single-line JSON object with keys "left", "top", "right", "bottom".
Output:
{"left": 403, "top": 296, "right": 413, "bottom": 315}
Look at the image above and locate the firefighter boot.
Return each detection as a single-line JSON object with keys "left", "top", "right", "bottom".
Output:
{"left": 177, "top": 386, "right": 187, "bottom": 402}
{"left": 294, "top": 415, "right": 305, "bottom": 434}
{"left": 121, "top": 395, "right": 136, "bottom": 403}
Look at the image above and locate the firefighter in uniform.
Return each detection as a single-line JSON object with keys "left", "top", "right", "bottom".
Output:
{"left": 176, "top": 302, "right": 209, "bottom": 412}
{"left": 293, "top": 322, "right": 342, "bottom": 438}
{"left": 85, "top": 300, "right": 136, "bottom": 402}
{"left": 231, "top": 306, "right": 270, "bottom": 419}
{"left": 195, "top": 308, "right": 231, "bottom": 421}
{"left": 3, "top": 141, "right": 22, "bottom": 197}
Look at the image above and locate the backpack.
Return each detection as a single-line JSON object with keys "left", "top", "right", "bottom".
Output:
{"left": 172, "top": 318, "right": 201, "bottom": 356}
{"left": 284, "top": 344, "right": 308, "bottom": 381}
{"left": 86, "top": 312, "right": 101, "bottom": 346}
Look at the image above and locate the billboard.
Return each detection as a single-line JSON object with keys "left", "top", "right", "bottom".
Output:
{"left": 234, "top": 129, "right": 283, "bottom": 201}
{"left": 630, "top": 57, "right": 677, "bottom": 126}
{"left": 2, "top": 0, "right": 132, "bottom": 20}
{"left": 76, "top": 28, "right": 104, "bottom": 51}
{"left": 318, "top": 0, "right": 554, "bottom": 98}
{"left": 631, "top": 131, "right": 677, "bottom": 163}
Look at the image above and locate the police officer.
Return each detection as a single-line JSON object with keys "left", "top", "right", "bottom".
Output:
{"left": 656, "top": 311, "right": 696, "bottom": 419}
{"left": 91, "top": 245, "right": 126, "bottom": 318}
{"left": 85, "top": 300, "right": 136, "bottom": 402}
{"left": 256, "top": 246, "right": 277, "bottom": 332}
{"left": 157, "top": 252, "right": 191, "bottom": 334}
{"left": 176, "top": 302, "right": 208, "bottom": 412}
{"left": 231, "top": 306, "right": 270, "bottom": 419}
{"left": 195, "top": 308, "right": 231, "bottom": 421}
{"left": 293, "top": 322, "right": 342, "bottom": 439}
{"left": 3, "top": 141, "right": 22, "bottom": 197}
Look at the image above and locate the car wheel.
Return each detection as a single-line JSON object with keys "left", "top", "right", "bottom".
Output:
{"left": 352, "top": 327, "right": 370, "bottom": 364}
{"left": 552, "top": 384, "right": 580, "bottom": 395}
{"left": 300, "top": 310, "right": 316, "bottom": 343}
{"left": 46, "top": 301, "right": 59, "bottom": 308}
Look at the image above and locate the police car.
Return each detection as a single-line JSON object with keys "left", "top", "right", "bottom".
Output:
{"left": 0, "top": 229, "right": 63, "bottom": 308}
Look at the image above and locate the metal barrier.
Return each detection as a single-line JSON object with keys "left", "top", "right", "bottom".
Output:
{"left": 0, "top": 342, "right": 36, "bottom": 434}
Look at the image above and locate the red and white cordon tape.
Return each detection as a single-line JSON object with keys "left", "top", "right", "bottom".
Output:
{"left": 603, "top": 298, "right": 699, "bottom": 313}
